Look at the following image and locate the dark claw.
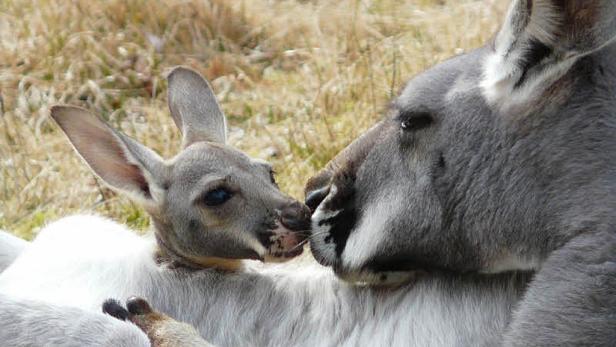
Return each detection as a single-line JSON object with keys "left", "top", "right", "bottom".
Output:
{"left": 102, "top": 298, "right": 129, "bottom": 321}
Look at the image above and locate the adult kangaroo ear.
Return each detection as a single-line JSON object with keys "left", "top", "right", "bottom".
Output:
{"left": 167, "top": 66, "right": 227, "bottom": 147}
{"left": 481, "top": 0, "right": 616, "bottom": 109}
{"left": 50, "top": 105, "right": 167, "bottom": 206}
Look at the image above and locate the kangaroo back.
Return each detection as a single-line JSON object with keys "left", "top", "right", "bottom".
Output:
{"left": 0, "top": 230, "right": 28, "bottom": 273}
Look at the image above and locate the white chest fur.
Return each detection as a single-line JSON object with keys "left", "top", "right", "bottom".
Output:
{"left": 0, "top": 215, "right": 528, "bottom": 347}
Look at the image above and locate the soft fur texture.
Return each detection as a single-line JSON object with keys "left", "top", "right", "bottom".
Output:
{"left": 4, "top": 1, "right": 616, "bottom": 345}
{"left": 0, "top": 62, "right": 530, "bottom": 347}
{"left": 0, "top": 230, "right": 27, "bottom": 273}
{"left": 306, "top": 0, "right": 616, "bottom": 345}
{"left": 0, "top": 218, "right": 529, "bottom": 347}
{"left": 0, "top": 291, "right": 150, "bottom": 347}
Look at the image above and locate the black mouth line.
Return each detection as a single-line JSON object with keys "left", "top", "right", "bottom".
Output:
{"left": 315, "top": 206, "right": 357, "bottom": 258}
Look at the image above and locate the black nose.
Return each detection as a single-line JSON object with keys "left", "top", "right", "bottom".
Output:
{"left": 280, "top": 201, "right": 311, "bottom": 231}
{"left": 305, "top": 186, "right": 330, "bottom": 212}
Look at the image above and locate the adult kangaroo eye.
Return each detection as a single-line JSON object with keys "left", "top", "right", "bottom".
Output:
{"left": 202, "top": 187, "right": 233, "bottom": 206}
{"left": 400, "top": 113, "right": 433, "bottom": 131}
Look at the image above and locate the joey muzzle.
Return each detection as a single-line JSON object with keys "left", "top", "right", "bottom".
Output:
{"left": 260, "top": 201, "right": 311, "bottom": 259}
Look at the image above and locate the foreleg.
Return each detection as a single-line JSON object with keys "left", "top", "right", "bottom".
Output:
{"left": 0, "top": 293, "right": 151, "bottom": 347}
{"left": 503, "top": 231, "right": 616, "bottom": 347}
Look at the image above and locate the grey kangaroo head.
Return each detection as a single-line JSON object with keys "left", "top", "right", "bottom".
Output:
{"left": 306, "top": 0, "right": 616, "bottom": 284}
{"left": 50, "top": 67, "right": 311, "bottom": 267}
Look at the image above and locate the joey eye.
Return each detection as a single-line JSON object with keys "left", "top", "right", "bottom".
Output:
{"left": 202, "top": 187, "right": 233, "bottom": 206}
{"left": 400, "top": 113, "right": 433, "bottom": 131}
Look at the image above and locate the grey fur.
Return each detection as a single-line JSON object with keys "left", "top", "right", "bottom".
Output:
{"left": 167, "top": 67, "right": 228, "bottom": 146}
{"left": 0, "top": 221, "right": 530, "bottom": 346}
{"left": 0, "top": 66, "right": 317, "bottom": 346}
{"left": 0, "top": 63, "right": 528, "bottom": 347}
{"left": 0, "top": 292, "right": 150, "bottom": 347}
{"left": 50, "top": 66, "right": 309, "bottom": 264}
{"left": 307, "top": 0, "right": 616, "bottom": 345}
{"left": 0, "top": 230, "right": 27, "bottom": 273}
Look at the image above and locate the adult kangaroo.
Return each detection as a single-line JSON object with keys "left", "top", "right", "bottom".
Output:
{"left": 306, "top": 1, "right": 616, "bottom": 346}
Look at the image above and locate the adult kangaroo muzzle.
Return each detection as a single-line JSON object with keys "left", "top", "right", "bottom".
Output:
{"left": 306, "top": 0, "right": 616, "bottom": 345}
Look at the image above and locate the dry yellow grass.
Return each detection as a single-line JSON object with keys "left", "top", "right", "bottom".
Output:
{"left": 0, "top": 0, "right": 507, "bottom": 239}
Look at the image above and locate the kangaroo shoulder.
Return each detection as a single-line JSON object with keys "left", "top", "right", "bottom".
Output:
{"left": 9, "top": 214, "right": 152, "bottom": 273}
{"left": 35, "top": 214, "right": 139, "bottom": 245}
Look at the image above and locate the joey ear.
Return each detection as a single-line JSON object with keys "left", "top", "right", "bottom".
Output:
{"left": 167, "top": 66, "right": 227, "bottom": 147}
{"left": 50, "top": 105, "right": 167, "bottom": 205}
{"left": 482, "top": 0, "right": 616, "bottom": 108}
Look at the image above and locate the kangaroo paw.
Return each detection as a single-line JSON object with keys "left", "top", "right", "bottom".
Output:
{"left": 102, "top": 298, "right": 130, "bottom": 321}
{"left": 104, "top": 297, "right": 214, "bottom": 347}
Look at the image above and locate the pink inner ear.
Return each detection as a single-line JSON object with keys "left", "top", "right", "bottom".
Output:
{"left": 129, "top": 164, "right": 151, "bottom": 198}
{"left": 73, "top": 125, "right": 151, "bottom": 199}
{"left": 105, "top": 159, "right": 151, "bottom": 199}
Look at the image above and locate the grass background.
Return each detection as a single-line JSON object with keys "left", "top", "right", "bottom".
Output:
{"left": 0, "top": 0, "right": 506, "bottom": 239}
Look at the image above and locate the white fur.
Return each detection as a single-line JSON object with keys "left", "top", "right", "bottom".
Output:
{"left": 481, "top": 52, "right": 575, "bottom": 112}
{"left": 0, "top": 292, "right": 150, "bottom": 347}
{"left": 312, "top": 184, "right": 422, "bottom": 286}
{"left": 342, "top": 195, "right": 401, "bottom": 269}
{"left": 0, "top": 230, "right": 27, "bottom": 272}
{"left": 482, "top": 0, "right": 616, "bottom": 112}
{"left": 480, "top": 0, "right": 568, "bottom": 110}
{"left": 340, "top": 194, "right": 417, "bottom": 286}
{"left": 0, "top": 215, "right": 527, "bottom": 347}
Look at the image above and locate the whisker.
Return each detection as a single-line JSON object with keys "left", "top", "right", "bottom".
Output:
{"left": 288, "top": 238, "right": 310, "bottom": 253}
{"left": 307, "top": 230, "right": 330, "bottom": 238}
{"left": 282, "top": 229, "right": 333, "bottom": 254}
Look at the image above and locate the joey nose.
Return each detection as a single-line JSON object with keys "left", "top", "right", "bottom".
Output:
{"left": 280, "top": 201, "right": 311, "bottom": 231}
